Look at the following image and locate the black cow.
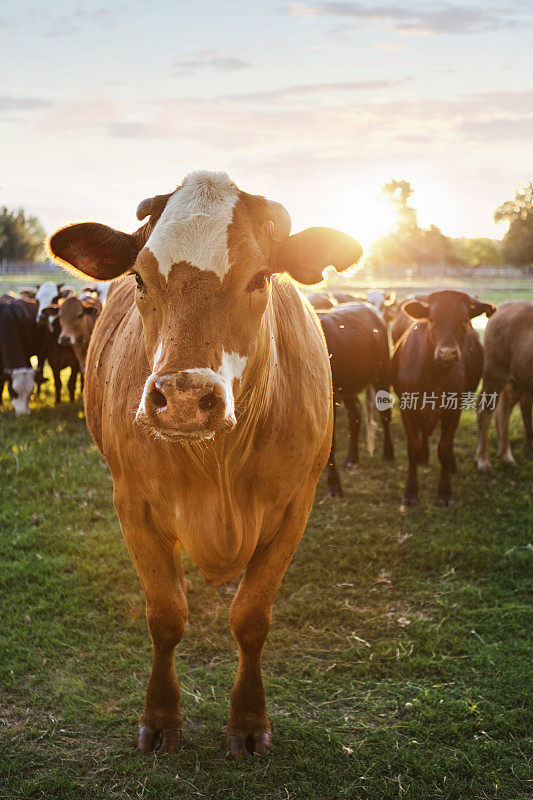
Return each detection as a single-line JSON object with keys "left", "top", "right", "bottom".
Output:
{"left": 318, "top": 302, "right": 394, "bottom": 496}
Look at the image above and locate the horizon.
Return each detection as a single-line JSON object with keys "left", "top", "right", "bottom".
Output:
{"left": 2, "top": 1, "right": 532, "bottom": 248}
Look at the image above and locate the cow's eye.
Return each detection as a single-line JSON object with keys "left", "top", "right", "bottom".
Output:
{"left": 246, "top": 272, "right": 269, "bottom": 293}
{"left": 134, "top": 272, "right": 146, "bottom": 292}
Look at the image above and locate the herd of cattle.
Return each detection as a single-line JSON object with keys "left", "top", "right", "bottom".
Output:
{"left": 1, "top": 267, "right": 532, "bottom": 511}
{"left": 0, "top": 281, "right": 105, "bottom": 413}
{"left": 2, "top": 171, "right": 532, "bottom": 757}
{"left": 306, "top": 287, "right": 532, "bottom": 506}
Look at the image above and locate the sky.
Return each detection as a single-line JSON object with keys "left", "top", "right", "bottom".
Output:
{"left": 1, "top": 0, "right": 532, "bottom": 249}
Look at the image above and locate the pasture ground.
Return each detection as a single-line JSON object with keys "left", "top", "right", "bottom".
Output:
{"left": 0, "top": 373, "right": 531, "bottom": 800}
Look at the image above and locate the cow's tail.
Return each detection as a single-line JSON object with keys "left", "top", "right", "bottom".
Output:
{"left": 364, "top": 385, "right": 377, "bottom": 456}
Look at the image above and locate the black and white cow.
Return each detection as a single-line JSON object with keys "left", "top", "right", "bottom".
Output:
{"left": 0, "top": 298, "right": 42, "bottom": 415}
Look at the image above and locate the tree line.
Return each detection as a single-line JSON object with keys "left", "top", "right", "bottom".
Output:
{"left": 1, "top": 181, "right": 532, "bottom": 266}
{"left": 369, "top": 179, "right": 533, "bottom": 268}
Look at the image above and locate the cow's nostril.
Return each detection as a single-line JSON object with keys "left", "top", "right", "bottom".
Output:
{"left": 150, "top": 387, "right": 167, "bottom": 409}
{"left": 198, "top": 391, "right": 217, "bottom": 411}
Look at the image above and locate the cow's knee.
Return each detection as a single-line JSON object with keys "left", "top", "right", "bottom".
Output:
{"left": 229, "top": 601, "right": 271, "bottom": 654}
{"left": 146, "top": 603, "right": 187, "bottom": 654}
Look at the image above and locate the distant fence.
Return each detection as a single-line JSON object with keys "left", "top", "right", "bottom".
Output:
{"left": 361, "top": 263, "right": 533, "bottom": 282}
{"left": 1, "top": 259, "right": 60, "bottom": 278}
{"left": 2, "top": 258, "right": 532, "bottom": 284}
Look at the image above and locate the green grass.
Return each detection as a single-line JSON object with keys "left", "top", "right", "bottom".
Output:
{"left": 0, "top": 377, "right": 531, "bottom": 800}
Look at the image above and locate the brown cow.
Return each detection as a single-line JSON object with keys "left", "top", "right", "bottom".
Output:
{"left": 392, "top": 290, "right": 496, "bottom": 507}
{"left": 38, "top": 305, "right": 81, "bottom": 403}
{"left": 48, "top": 170, "right": 361, "bottom": 757}
{"left": 476, "top": 300, "right": 533, "bottom": 469}
{"left": 57, "top": 294, "right": 102, "bottom": 375}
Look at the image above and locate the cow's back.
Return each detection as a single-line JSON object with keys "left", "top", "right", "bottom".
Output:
{"left": 319, "top": 303, "right": 388, "bottom": 394}
{"left": 484, "top": 300, "right": 533, "bottom": 394}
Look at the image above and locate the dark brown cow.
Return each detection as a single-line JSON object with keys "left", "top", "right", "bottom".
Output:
{"left": 306, "top": 291, "right": 336, "bottom": 310}
{"left": 317, "top": 302, "right": 394, "bottom": 496}
{"left": 48, "top": 170, "right": 362, "bottom": 758}
{"left": 38, "top": 305, "right": 80, "bottom": 403}
{"left": 57, "top": 294, "right": 102, "bottom": 375}
{"left": 392, "top": 290, "right": 496, "bottom": 507}
{"left": 476, "top": 300, "right": 533, "bottom": 469}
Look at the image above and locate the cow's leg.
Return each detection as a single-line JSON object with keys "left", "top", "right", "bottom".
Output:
{"left": 343, "top": 392, "right": 361, "bottom": 470}
{"left": 227, "top": 499, "right": 310, "bottom": 757}
{"left": 326, "top": 398, "right": 343, "bottom": 496}
{"left": 419, "top": 429, "right": 429, "bottom": 465}
{"left": 476, "top": 377, "right": 503, "bottom": 470}
{"left": 67, "top": 366, "right": 78, "bottom": 403}
{"left": 437, "top": 410, "right": 460, "bottom": 506}
{"left": 52, "top": 367, "right": 62, "bottom": 404}
{"left": 401, "top": 411, "right": 421, "bottom": 506}
{"left": 497, "top": 383, "right": 520, "bottom": 465}
{"left": 116, "top": 496, "right": 188, "bottom": 754}
{"left": 519, "top": 395, "right": 533, "bottom": 447}
{"left": 380, "top": 406, "right": 394, "bottom": 461}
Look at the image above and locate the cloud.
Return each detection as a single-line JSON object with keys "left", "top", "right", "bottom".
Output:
{"left": 222, "top": 79, "right": 409, "bottom": 104}
{"left": 0, "top": 96, "right": 53, "bottom": 113}
{"left": 459, "top": 117, "right": 533, "bottom": 141}
{"left": 44, "top": 6, "right": 120, "bottom": 37}
{"left": 173, "top": 50, "right": 252, "bottom": 76}
{"left": 101, "top": 89, "right": 533, "bottom": 170}
{"left": 288, "top": 2, "right": 528, "bottom": 35}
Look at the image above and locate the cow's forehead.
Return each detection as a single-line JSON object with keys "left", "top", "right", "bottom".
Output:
{"left": 145, "top": 171, "right": 241, "bottom": 281}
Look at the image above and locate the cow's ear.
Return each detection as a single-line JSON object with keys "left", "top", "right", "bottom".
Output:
{"left": 48, "top": 223, "right": 140, "bottom": 281}
{"left": 83, "top": 304, "right": 100, "bottom": 317}
{"left": 469, "top": 299, "right": 497, "bottom": 319}
{"left": 271, "top": 227, "right": 363, "bottom": 285}
{"left": 403, "top": 299, "right": 430, "bottom": 319}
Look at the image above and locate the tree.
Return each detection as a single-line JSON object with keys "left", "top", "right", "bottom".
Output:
{"left": 0, "top": 207, "right": 46, "bottom": 261}
{"left": 370, "top": 180, "right": 456, "bottom": 267}
{"left": 450, "top": 237, "right": 502, "bottom": 268}
{"left": 494, "top": 181, "right": 533, "bottom": 265}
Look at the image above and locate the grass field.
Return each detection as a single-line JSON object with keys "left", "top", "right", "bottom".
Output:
{"left": 0, "top": 372, "right": 531, "bottom": 800}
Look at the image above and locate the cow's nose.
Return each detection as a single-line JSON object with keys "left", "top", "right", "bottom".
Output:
{"left": 58, "top": 335, "right": 71, "bottom": 346}
{"left": 143, "top": 372, "right": 227, "bottom": 436}
{"left": 437, "top": 346, "right": 459, "bottom": 363}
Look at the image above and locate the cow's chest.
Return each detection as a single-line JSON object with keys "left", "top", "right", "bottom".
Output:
{"left": 127, "top": 459, "right": 279, "bottom": 586}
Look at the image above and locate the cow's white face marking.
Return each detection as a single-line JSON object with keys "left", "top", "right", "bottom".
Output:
{"left": 182, "top": 350, "right": 247, "bottom": 423}
{"left": 366, "top": 289, "right": 386, "bottom": 312}
{"left": 10, "top": 368, "right": 34, "bottom": 416}
{"left": 136, "top": 349, "right": 247, "bottom": 426}
{"left": 36, "top": 282, "right": 58, "bottom": 319}
{"left": 146, "top": 171, "right": 239, "bottom": 282}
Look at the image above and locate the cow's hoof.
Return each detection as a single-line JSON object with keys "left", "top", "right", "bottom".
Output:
{"left": 327, "top": 486, "right": 344, "bottom": 498}
{"left": 500, "top": 453, "right": 517, "bottom": 466}
{"left": 401, "top": 496, "right": 418, "bottom": 507}
{"left": 227, "top": 731, "right": 271, "bottom": 758}
{"left": 477, "top": 458, "right": 492, "bottom": 471}
{"left": 343, "top": 460, "right": 358, "bottom": 472}
{"left": 135, "top": 724, "right": 183, "bottom": 754}
{"left": 437, "top": 496, "right": 453, "bottom": 508}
